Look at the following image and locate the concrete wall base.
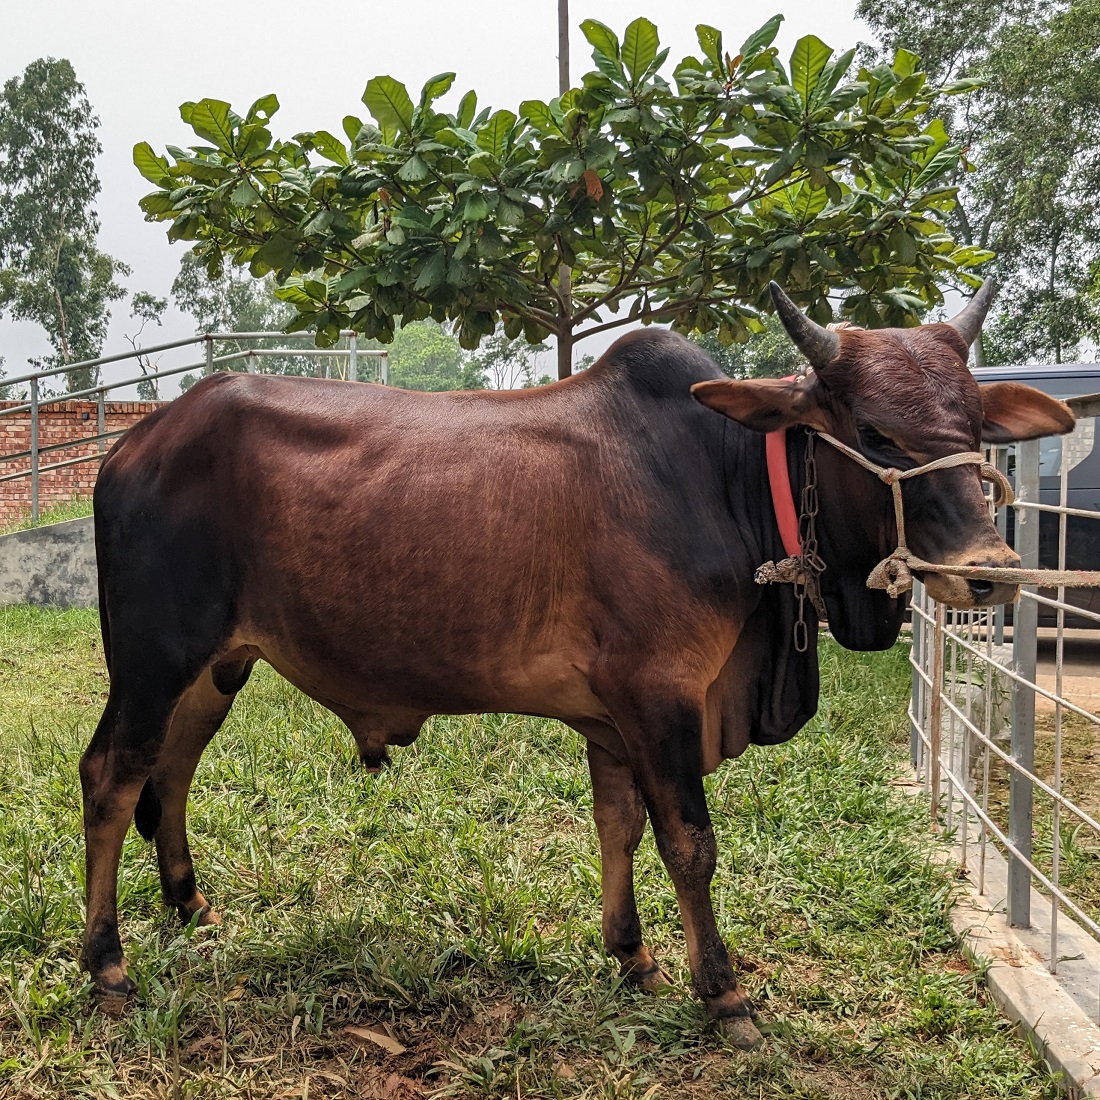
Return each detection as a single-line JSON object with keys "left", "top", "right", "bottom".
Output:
{"left": 0, "top": 516, "right": 97, "bottom": 608}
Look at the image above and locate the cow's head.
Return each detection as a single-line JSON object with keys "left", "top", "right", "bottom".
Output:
{"left": 691, "top": 280, "right": 1074, "bottom": 613}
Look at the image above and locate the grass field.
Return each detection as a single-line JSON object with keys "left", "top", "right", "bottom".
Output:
{"left": 0, "top": 608, "right": 1061, "bottom": 1099}
{"left": 0, "top": 497, "right": 94, "bottom": 535}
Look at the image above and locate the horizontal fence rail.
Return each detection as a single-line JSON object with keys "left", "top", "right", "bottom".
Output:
{"left": 0, "top": 332, "right": 389, "bottom": 523}
{"left": 909, "top": 402, "right": 1100, "bottom": 1016}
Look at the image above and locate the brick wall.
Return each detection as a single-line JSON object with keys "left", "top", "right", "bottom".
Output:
{"left": 0, "top": 400, "right": 162, "bottom": 524}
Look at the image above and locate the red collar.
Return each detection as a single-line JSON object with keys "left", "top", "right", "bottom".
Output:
{"left": 766, "top": 428, "right": 801, "bottom": 558}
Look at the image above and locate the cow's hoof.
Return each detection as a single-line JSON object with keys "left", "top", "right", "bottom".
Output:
{"left": 92, "top": 969, "right": 137, "bottom": 1015}
{"left": 177, "top": 898, "right": 222, "bottom": 927}
{"left": 716, "top": 1014, "right": 764, "bottom": 1052}
{"left": 627, "top": 964, "right": 672, "bottom": 994}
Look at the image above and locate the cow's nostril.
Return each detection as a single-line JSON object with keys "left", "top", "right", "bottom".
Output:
{"left": 968, "top": 579, "right": 995, "bottom": 602}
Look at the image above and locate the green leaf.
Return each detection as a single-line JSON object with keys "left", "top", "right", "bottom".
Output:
{"left": 230, "top": 179, "right": 260, "bottom": 206}
{"left": 420, "top": 72, "right": 456, "bottom": 108}
{"left": 456, "top": 90, "right": 477, "bottom": 129}
{"left": 133, "top": 142, "right": 171, "bottom": 185}
{"left": 892, "top": 48, "right": 921, "bottom": 80}
{"left": 740, "top": 15, "right": 783, "bottom": 59}
{"left": 520, "top": 99, "right": 558, "bottom": 133}
{"left": 138, "top": 191, "right": 176, "bottom": 216}
{"left": 622, "top": 18, "right": 659, "bottom": 83}
{"left": 188, "top": 99, "right": 236, "bottom": 154}
{"left": 696, "top": 24, "right": 722, "bottom": 68}
{"left": 888, "top": 224, "right": 918, "bottom": 266}
{"left": 397, "top": 154, "right": 430, "bottom": 182}
{"left": 363, "top": 76, "right": 416, "bottom": 135}
{"left": 790, "top": 36, "right": 832, "bottom": 106}
{"left": 309, "top": 130, "right": 349, "bottom": 166}
{"left": 476, "top": 110, "right": 516, "bottom": 161}
{"left": 246, "top": 94, "right": 279, "bottom": 123}
{"left": 342, "top": 115, "right": 364, "bottom": 143}
{"left": 940, "top": 77, "right": 985, "bottom": 96}
{"left": 581, "top": 19, "right": 620, "bottom": 61}
{"left": 414, "top": 250, "right": 447, "bottom": 292}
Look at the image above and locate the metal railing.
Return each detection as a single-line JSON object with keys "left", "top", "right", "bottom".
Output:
{"left": 910, "top": 392, "right": 1100, "bottom": 1009}
{"left": 0, "top": 332, "right": 389, "bottom": 523}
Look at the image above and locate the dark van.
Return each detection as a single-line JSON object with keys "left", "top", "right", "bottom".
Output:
{"left": 972, "top": 364, "right": 1100, "bottom": 625}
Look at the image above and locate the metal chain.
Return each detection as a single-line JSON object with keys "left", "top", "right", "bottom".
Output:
{"left": 792, "top": 431, "right": 828, "bottom": 652}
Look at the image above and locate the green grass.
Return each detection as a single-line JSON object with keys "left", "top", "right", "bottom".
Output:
{"left": 0, "top": 608, "right": 1061, "bottom": 1099}
{"left": 0, "top": 497, "right": 94, "bottom": 535}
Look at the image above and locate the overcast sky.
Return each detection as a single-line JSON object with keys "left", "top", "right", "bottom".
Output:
{"left": 0, "top": 1, "right": 871, "bottom": 378}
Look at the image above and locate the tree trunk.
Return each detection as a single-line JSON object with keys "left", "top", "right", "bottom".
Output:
{"left": 973, "top": 331, "right": 987, "bottom": 368}
{"left": 557, "top": 320, "right": 573, "bottom": 380}
{"left": 556, "top": 0, "right": 572, "bottom": 378}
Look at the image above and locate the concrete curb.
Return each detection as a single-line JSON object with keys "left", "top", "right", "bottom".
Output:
{"left": 949, "top": 875, "right": 1100, "bottom": 1096}
{"left": 0, "top": 515, "right": 96, "bottom": 608}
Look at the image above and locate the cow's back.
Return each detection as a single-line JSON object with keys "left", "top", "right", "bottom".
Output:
{"left": 94, "top": 333, "right": 736, "bottom": 724}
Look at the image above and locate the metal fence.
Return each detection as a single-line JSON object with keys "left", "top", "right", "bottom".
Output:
{"left": 910, "top": 391, "right": 1100, "bottom": 1000}
{"left": 0, "top": 332, "right": 389, "bottom": 523}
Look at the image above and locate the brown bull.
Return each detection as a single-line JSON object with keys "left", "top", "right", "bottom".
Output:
{"left": 80, "top": 281, "right": 1072, "bottom": 1047}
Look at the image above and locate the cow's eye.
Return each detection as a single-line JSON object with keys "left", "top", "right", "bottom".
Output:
{"left": 858, "top": 423, "right": 900, "bottom": 456}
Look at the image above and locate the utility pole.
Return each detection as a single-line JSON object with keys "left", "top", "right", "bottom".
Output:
{"left": 556, "top": 0, "right": 573, "bottom": 379}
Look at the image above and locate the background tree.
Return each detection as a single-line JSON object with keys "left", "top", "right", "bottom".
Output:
{"left": 135, "top": 16, "right": 987, "bottom": 378}
{"left": 385, "top": 321, "right": 486, "bottom": 391}
{"left": 692, "top": 315, "right": 805, "bottom": 379}
{"left": 124, "top": 290, "right": 167, "bottom": 398}
{"left": 466, "top": 331, "right": 550, "bottom": 388}
{"left": 0, "top": 58, "right": 129, "bottom": 390}
{"left": 858, "top": 0, "right": 1100, "bottom": 363}
{"left": 172, "top": 251, "right": 315, "bottom": 387}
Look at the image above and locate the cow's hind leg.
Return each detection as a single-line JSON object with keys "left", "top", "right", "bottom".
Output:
{"left": 79, "top": 685, "right": 177, "bottom": 1009}
{"left": 603, "top": 686, "right": 762, "bottom": 1050}
{"left": 585, "top": 740, "right": 669, "bottom": 992}
{"left": 137, "top": 657, "right": 253, "bottom": 926}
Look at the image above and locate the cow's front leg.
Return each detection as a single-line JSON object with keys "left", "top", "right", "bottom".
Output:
{"left": 608, "top": 692, "right": 762, "bottom": 1050}
{"left": 586, "top": 741, "right": 669, "bottom": 991}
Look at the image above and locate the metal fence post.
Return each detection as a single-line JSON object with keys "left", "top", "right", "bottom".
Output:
{"left": 348, "top": 333, "right": 358, "bottom": 382}
{"left": 204, "top": 336, "right": 214, "bottom": 377}
{"left": 929, "top": 602, "right": 946, "bottom": 823}
{"left": 380, "top": 351, "right": 389, "bottom": 386}
{"left": 29, "top": 374, "right": 39, "bottom": 523}
{"left": 96, "top": 388, "right": 107, "bottom": 455}
{"left": 1008, "top": 438, "right": 1040, "bottom": 928}
{"left": 993, "top": 446, "right": 1010, "bottom": 646}
{"left": 910, "top": 581, "right": 924, "bottom": 767}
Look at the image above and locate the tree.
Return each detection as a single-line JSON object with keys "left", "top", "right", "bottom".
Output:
{"left": 466, "top": 331, "right": 550, "bottom": 388}
{"left": 692, "top": 316, "right": 805, "bottom": 379}
{"left": 135, "top": 16, "right": 986, "bottom": 378}
{"left": 124, "top": 290, "right": 167, "bottom": 399}
{"left": 384, "top": 320, "right": 486, "bottom": 391}
{"left": 171, "top": 251, "right": 315, "bottom": 387}
{"left": 0, "top": 59, "right": 129, "bottom": 390}
{"left": 857, "top": 0, "right": 1100, "bottom": 363}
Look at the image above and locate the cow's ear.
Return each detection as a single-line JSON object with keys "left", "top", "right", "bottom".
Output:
{"left": 690, "top": 377, "right": 829, "bottom": 433}
{"left": 980, "top": 382, "right": 1075, "bottom": 444}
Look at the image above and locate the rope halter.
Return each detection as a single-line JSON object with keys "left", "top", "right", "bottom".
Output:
{"left": 813, "top": 431, "right": 1015, "bottom": 599}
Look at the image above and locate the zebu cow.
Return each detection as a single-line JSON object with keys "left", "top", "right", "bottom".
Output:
{"left": 80, "top": 282, "right": 1072, "bottom": 1046}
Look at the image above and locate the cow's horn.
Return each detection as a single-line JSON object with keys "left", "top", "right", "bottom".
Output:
{"left": 946, "top": 278, "right": 996, "bottom": 347}
{"left": 769, "top": 282, "right": 840, "bottom": 367}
